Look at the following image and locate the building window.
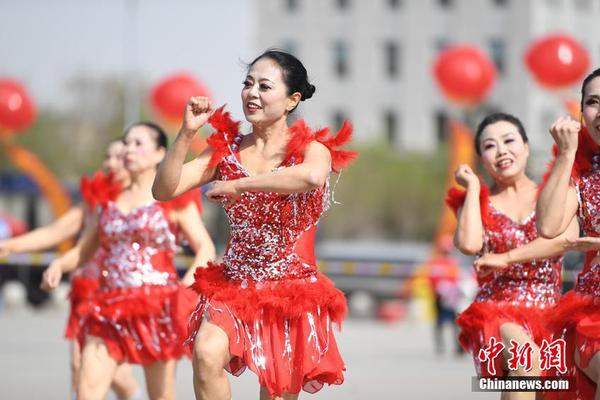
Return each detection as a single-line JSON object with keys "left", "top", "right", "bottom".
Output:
{"left": 388, "top": 0, "right": 402, "bottom": 9}
{"left": 489, "top": 38, "right": 506, "bottom": 74}
{"left": 492, "top": 0, "right": 509, "bottom": 6}
{"left": 574, "top": 0, "right": 592, "bottom": 11}
{"left": 384, "top": 41, "right": 400, "bottom": 78}
{"left": 333, "top": 40, "right": 349, "bottom": 77}
{"left": 332, "top": 111, "right": 348, "bottom": 131}
{"left": 286, "top": 0, "right": 298, "bottom": 12}
{"left": 435, "top": 110, "right": 449, "bottom": 143}
{"left": 384, "top": 111, "right": 399, "bottom": 145}
{"left": 282, "top": 40, "right": 298, "bottom": 56}
{"left": 435, "top": 38, "right": 451, "bottom": 52}
{"left": 438, "top": 0, "right": 454, "bottom": 8}
{"left": 336, "top": 0, "right": 350, "bottom": 10}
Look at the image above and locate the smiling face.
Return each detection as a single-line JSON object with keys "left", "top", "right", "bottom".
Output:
{"left": 478, "top": 120, "right": 529, "bottom": 182}
{"left": 241, "top": 57, "right": 300, "bottom": 127}
{"left": 582, "top": 76, "right": 600, "bottom": 145}
{"left": 122, "top": 126, "right": 165, "bottom": 174}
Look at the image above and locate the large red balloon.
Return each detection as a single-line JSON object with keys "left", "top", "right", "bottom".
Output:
{"left": 433, "top": 46, "right": 497, "bottom": 106}
{"left": 0, "top": 79, "right": 37, "bottom": 133}
{"left": 525, "top": 34, "right": 590, "bottom": 89}
{"left": 150, "top": 73, "right": 211, "bottom": 123}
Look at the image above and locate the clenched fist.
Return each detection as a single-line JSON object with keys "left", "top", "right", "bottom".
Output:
{"left": 454, "top": 164, "right": 479, "bottom": 190}
{"left": 549, "top": 116, "right": 581, "bottom": 156}
{"left": 181, "top": 96, "right": 213, "bottom": 136}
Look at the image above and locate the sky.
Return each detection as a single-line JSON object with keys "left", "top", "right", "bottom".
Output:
{"left": 0, "top": 0, "right": 256, "bottom": 121}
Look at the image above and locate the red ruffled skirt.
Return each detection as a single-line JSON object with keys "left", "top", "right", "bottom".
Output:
{"left": 64, "top": 275, "right": 98, "bottom": 339}
{"left": 77, "top": 281, "right": 198, "bottom": 365}
{"left": 187, "top": 263, "right": 347, "bottom": 397}
{"left": 457, "top": 301, "right": 556, "bottom": 378}
{"left": 548, "top": 291, "right": 600, "bottom": 400}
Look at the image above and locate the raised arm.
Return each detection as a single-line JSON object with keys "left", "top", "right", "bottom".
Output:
{"left": 206, "top": 141, "right": 331, "bottom": 205}
{"left": 153, "top": 97, "right": 218, "bottom": 201}
{"left": 452, "top": 165, "right": 484, "bottom": 255}
{"left": 536, "top": 117, "right": 581, "bottom": 238}
{"left": 0, "top": 205, "right": 84, "bottom": 257}
{"left": 171, "top": 203, "right": 217, "bottom": 286}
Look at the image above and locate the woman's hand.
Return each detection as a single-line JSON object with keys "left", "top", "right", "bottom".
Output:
{"left": 474, "top": 252, "right": 509, "bottom": 277}
{"left": 549, "top": 116, "right": 581, "bottom": 157}
{"left": 40, "top": 260, "right": 63, "bottom": 292}
{"left": 181, "top": 96, "right": 213, "bottom": 136}
{"left": 564, "top": 237, "right": 600, "bottom": 252}
{"left": 454, "top": 164, "right": 479, "bottom": 190}
{"left": 206, "top": 180, "right": 241, "bottom": 206}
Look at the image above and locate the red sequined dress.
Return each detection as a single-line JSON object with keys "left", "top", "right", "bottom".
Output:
{"left": 75, "top": 189, "right": 200, "bottom": 365}
{"left": 186, "top": 107, "right": 356, "bottom": 397}
{"left": 446, "top": 185, "right": 562, "bottom": 377}
{"left": 64, "top": 171, "right": 121, "bottom": 340}
{"left": 546, "top": 128, "right": 600, "bottom": 399}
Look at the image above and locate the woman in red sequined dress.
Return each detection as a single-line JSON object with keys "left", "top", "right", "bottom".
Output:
{"left": 537, "top": 68, "right": 600, "bottom": 399}
{"left": 69, "top": 122, "right": 215, "bottom": 400}
{"left": 154, "top": 50, "right": 356, "bottom": 400}
{"left": 1, "top": 139, "right": 142, "bottom": 399}
{"left": 447, "top": 113, "right": 578, "bottom": 399}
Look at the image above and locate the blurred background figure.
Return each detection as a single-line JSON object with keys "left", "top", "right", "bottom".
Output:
{"left": 425, "top": 235, "right": 463, "bottom": 356}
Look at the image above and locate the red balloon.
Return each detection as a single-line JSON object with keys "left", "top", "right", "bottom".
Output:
{"left": 0, "top": 79, "right": 37, "bottom": 133}
{"left": 433, "top": 46, "right": 497, "bottom": 106}
{"left": 525, "top": 34, "right": 590, "bottom": 89}
{"left": 150, "top": 73, "right": 211, "bottom": 123}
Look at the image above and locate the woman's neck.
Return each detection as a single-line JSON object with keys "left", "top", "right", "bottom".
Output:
{"left": 126, "top": 168, "right": 156, "bottom": 194}
{"left": 251, "top": 116, "right": 289, "bottom": 147}
{"left": 493, "top": 172, "right": 534, "bottom": 195}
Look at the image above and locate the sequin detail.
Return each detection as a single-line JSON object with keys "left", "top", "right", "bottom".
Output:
{"left": 99, "top": 202, "right": 178, "bottom": 290}
{"left": 574, "top": 166, "right": 600, "bottom": 297}
{"left": 474, "top": 203, "right": 562, "bottom": 308}
{"left": 218, "top": 135, "right": 330, "bottom": 284}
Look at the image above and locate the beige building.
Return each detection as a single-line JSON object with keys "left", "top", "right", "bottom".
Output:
{"left": 254, "top": 0, "right": 600, "bottom": 174}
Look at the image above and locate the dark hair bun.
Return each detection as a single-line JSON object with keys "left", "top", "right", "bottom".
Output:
{"left": 302, "top": 84, "right": 316, "bottom": 101}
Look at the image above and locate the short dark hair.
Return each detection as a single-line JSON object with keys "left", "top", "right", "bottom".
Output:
{"left": 580, "top": 68, "right": 600, "bottom": 110}
{"left": 475, "top": 112, "right": 528, "bottom": 155}
{"left": 249, "top": 49, "right": 316, "bottom": 112}
{"left": 124, "top": 121, "right": 168, "bottom": 149}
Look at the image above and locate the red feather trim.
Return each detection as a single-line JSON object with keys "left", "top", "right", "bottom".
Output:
{"left": 207, "top": 106, "right": 240, "bottom": 167}
{"left": 444, "top": 184, "right": 490, "bottom": 224}
{"left": 457, "top": 301, "right": 555, "bottom": 378}
{"left": 190, "top": 263, "right": 348, "bottom": 325}
{"left": 204, "top": 105, "right": 357, "bottom": 172}
{"left": 284, "top": 119, "right": 357, "bottom": 173}
{"left": 80, "top": 171, "right": 121, "bottom": 209}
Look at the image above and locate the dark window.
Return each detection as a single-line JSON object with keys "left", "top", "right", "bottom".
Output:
{"left": 384, "top": 41, "right": 400, "bottom": 78}
{"left": 492, "top": 0, "right": 509, "bottom": 6}
{"left": 438, "top": 0, "right": 454, "bottom": 8}
{"left": 332, "top": 111, "right": 348, "bottom": 132}
{"left": 435, "top": 110, "right": 449, "bottom": 143}
{"left": 286, "top": 0, "right": 298, "bottom": 12}
{"left": 282, "top": 40, "right": 298, "bottom": 56}
{"left": 337, "top": 0, "right": 350, "bottom": 10}
{"left": 435, "top": 38, "right": 451, "bottom": 52}
{"left": 384, "top": 111, "right": 399, "bottom": 145}
{"left": 333, "top": 40, "right": 349, "bottom": 77}
{"left": 388, "top": 0, "right": 402, "bottom": 9}
{"left": 490, "top": 38, "right": 506, "bottom": 74}
{"left": 575, "top": 0, "right": 592, "bottom": 10}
